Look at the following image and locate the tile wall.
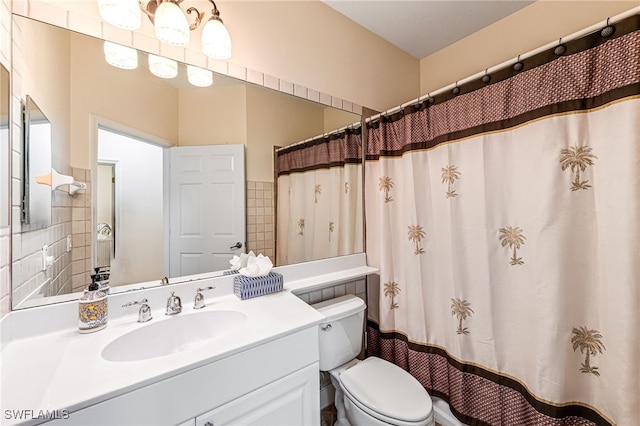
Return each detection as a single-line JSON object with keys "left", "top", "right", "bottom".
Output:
{"left": 246, "top": 180, "right": 275, "bottom": 258}
{"left": 0, "top": 0, "right": 11, "bottom": 317}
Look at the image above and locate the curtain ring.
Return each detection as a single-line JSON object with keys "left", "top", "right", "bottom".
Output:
{"left": 427, "top": 93, "right": 435, "bottom": 104}
{"left": 482, "top": 68, "right": 491, "bottom": 84}
{"left": 513, "top": 55, "right": 524, "bottom": 71}
{"left": 554, "top": 38, "right": 566, "bottom": 56}
{"left": 601, "top": 18, "right": 615, "bottom": 37}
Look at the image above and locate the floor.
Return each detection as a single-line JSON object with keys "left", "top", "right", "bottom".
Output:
{"left": 321, "top": 404, "right": 443, "bottom": 426}
{"left": 320, "top": 404, "right": 336, "bottom": 426}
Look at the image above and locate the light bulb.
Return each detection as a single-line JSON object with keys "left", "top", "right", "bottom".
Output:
{"left": 103, "top": 41, "right": 138, "bottom": 70}
{"left": 187, "top": 65, "right": 213, "bottom": 87}
{"left": 98, "top": 0, "right": 141, "bottom": 30}
{"left": 148, "top": 54, "right": 178, "bottom": 79}
{"left": 154, "top": 1, "right": 190, "bottom": 46}
{"left": 201, "top": 18, "right": 231, "bottom": 60}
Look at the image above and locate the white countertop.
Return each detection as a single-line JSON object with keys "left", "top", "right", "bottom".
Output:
{"left": 0, "top": 254, "right": 378, "bottom": 425}
{"left": 0, "top": 291, "right": 324, "bottom": 425}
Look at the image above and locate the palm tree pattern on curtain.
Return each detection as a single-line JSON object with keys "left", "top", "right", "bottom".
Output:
{"left": 499, "top": 226, "right": 526, "bottom": 266}
{"left": 384, "top": 281, "right": 401, "bottom": 310}
{"left": 571, "top": 326, "right": 606, "bottom": 376}
{"left": 297, "top": 218, "right": 305, "bottom": 236}
{"left": 345, "top": 182, "right": 350, "bottom": 194}
{"left": 560, "top": 145, "right": 597, "bottom": 191}
{"left": 408, "top": 225, "right": 426, "bottom": 255}
{"left": 314, "top": 184, "right": 322, "bottom": 203}
{"left": 379, "top": 176, "right": 394, "bottom": 203}
{"left": 329, "top": 221, "right": 334, "bottom": 241}
{"left": 364, "top": 23, "right": 640, "bottom": 424}
{"left": 441, "top": 165, "right": 461, "bottom": 198}
{"left": 451, "top": 298, "right": 474, "bottom": 335}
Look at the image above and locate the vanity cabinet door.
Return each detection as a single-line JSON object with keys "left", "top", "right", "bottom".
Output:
{"left": 195, "top": 363, "right": 319, "bottom": 426}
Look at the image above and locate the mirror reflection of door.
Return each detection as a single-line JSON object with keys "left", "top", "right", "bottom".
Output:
{"left": 98, "top": 128, "right": 164, "bottom": 287}
{"left": 97, "top": 127, "right": 247, "bottom": 288}
{"left": 96, "top": 162, "right": 115, "bottom": 268}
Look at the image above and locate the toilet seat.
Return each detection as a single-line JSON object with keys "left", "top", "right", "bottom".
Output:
{"left": 339, "top": 357, "right": 433, "bottom": 425}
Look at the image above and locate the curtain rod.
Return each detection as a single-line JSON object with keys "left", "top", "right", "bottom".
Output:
{"left": 367, "top": 6, "right": 640, "bottom": 123}
{"left": 275, "top": 119, "right": 362, "bottom": 153}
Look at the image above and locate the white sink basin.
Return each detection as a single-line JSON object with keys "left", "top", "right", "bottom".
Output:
{"left": 102, "top": 310, "right": 247, "bottom": 362}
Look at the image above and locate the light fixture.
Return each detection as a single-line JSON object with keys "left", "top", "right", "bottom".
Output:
{"left": 99, "top": 1, "right": 231, "bottom": 58}
{"left": 148, "top": 54, "right": 178, "bottom": 78}
{"left": 103, "top": 41, "right": 138, "bottom": 70}
{"left": 201, "top": 2, "right": 232, "bottom": 59}
{"left": 187, "top": 65, "right": 213, "bottom": 87}
{"left": 98, "top": 0, "right": 141, "bottom": 30}
{"left": 152, "top": 0, "right": 195, "bottom": 46}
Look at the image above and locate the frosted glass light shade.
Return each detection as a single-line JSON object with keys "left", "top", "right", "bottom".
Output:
{"left": 201, "top": 18, "right": 232, "bottom": 60}
{"left": 98, "top": 0, "right": 141, "bottom": 30}
{"left": 154, "top": 1, "right": 190, "bottom": 46}
{"left": 148, "top": 55, "right": 178, "bottom": 79}
{"left": 103, "top": 42, "right": 138, "bottom": 70}
{"left": 187, "top": 65, "right": 213, "bottom": 87}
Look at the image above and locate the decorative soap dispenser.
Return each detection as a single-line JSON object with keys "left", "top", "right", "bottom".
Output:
{"left": 93, "top": 267, "right": 110, "bottom": 294}
{"left": 78, "top": 277, "right": 108, "bottom": 333}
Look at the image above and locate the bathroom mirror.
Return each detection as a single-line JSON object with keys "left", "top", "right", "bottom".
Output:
{"left": 11, "top": 15, "right": 363, "bottom": 309}
{"left": 0, "top": 64, "right": 8, "bottom": 229}
{"left": 22, "top": 95, "right": 52, "bottom": 228}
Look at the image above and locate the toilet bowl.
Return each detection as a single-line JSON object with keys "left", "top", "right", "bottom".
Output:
{"left": 313, "top": 295, "right": 434, "bottom": 426}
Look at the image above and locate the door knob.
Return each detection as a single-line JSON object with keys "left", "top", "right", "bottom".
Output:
{"left": 230, "top": 242, "right": 242, "bottom": 250}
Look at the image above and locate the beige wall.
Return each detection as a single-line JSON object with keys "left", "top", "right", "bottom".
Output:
{"left": 19, "top": 0, "right": 420, "bottom": 113}
{"left": 20, "top": 15, "right": 71, "bottom": 171}
{"left": 246, "top": 84, "right": 324, "bottom": 182}
{"left": 70, "top": 31, "right": 179, "bottom": 167}
{"left": 179, "top": 84, "right": 247, "bottom": 147}
{"left": 220, "top": 1, "right": 419, "bottom": 112}
{"left": 420, "top": 1, "right": 639, "bottom": 95}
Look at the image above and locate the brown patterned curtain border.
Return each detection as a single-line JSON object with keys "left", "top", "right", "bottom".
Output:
{"left": 276, "top": 127, "right": 362, "bottom": 176}
{"left": 367, "top": 15, "right": 640, "bottom": 160}
{"left": 367, "top": 321, "right": 612, "bottom": 426}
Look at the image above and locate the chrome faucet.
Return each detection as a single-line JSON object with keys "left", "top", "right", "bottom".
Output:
{"left": 166, "top": 291, "right": 182, "bottom": 315}
{"left": 194, "top": 286, "right": 216, "bottom": 309}
{"left": 122, "top": 298, "right": 152, "bottom": 323}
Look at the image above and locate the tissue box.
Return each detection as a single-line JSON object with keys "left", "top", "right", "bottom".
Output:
{"left": 233, "top": 272, "right": 283, "bottom": 300}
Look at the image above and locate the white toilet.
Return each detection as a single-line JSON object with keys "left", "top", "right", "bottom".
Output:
{"left": 312, "top": 294, "right": 434, "bottom": 426}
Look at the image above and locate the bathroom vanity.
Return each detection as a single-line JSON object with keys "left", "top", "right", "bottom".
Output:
{"left": 0, "top": 254, "right": 376, "bottom": 425}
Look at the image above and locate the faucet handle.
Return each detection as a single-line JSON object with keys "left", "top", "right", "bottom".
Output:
{"left": 166, "top": 291, "right": 182, "bottom": 315}
{"left": 194, "top": 286, "right": 216, "bottom": 310}
{"left": 122, "top": 298, "right": 152, "bottom": 323}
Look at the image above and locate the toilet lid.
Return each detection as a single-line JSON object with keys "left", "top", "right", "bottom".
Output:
{"left": 340, "top": 357, "right": 432, "bottom": 423}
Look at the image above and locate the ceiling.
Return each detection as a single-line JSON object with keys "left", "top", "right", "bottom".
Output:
{"left": 322, "top": 0, "right": 534, "bottom": 60}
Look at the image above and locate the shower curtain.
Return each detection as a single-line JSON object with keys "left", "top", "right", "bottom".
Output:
{"left": 276, "top": 128, "right": 363, "bottom": 265}
{"left": 365, "top": 16, "right": 639, "bottom": 425}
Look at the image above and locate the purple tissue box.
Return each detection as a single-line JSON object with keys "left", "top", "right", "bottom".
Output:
{"left": 233, "top": 272, "right": 283, "bottom": 300}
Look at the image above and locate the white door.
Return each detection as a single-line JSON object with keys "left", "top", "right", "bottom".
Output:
{"left": 169, "top": 145, "right": 245, "bottom": 277}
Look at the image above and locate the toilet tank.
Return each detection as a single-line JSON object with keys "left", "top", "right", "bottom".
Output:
{"left": 312, "top": 294, "right": 366, "bottom": 371}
